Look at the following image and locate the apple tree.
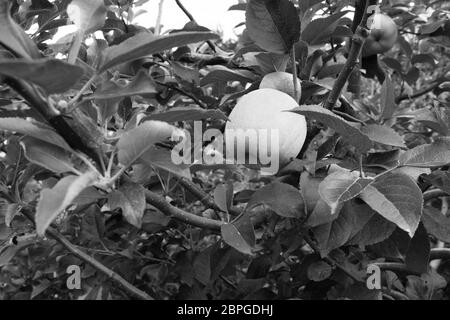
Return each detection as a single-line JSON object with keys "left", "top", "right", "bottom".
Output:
{"left": 0, "top": 0, "right": 449, "bottom": 300}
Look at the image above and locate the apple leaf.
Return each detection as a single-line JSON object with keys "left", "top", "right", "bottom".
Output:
{"left": 318, "top": 170, "right": 373, "bottom": 214}
{"left": 20, "top": 137, "right": 77, "bottom": 174}
{"left": 67, "top": 0, "right": 106, "bottom": 33}
{"left": 0, "top": 1, "right": 41, "bottom": 59}
{"left": 380, "top": 75, "right": 396, "bottom": 120}
{"left": 411, "top": 53, "right": 436, "bottom": 68}
{"left": 200, "top": 66, "right": 255, "bottom": 87}
{"left": 246, "top": 181, "right": 305, "bottom": 219}
{"left": 117, "top": 120, "right": 182, "bottom": 168}
{"left": 361, "top": 124, "right": 406, "bottom": 148}
{"left": 313, "top": 200, "right": 372, "bottom": 256}
{"left": 360, "top": 172, "right": 423, "bottom": 237}
{"left": 347, "top": 212, "right": 396, "bottom": 247}
{"left": 301, "top": 11, "right": 349, "bottom": 45}
{"left": 36, "top": 171, "right": 99, "bottom": 236}
{"left": 398, "top": 137, "right": 450, "bottom": 168}
{"left": 221, "top": 213, "right": 255, "bottom": 255}
{"left": 422, "top": 207, "right": 450, "bottom": 243}
{"left": 289, "top": 105, "right": 373, "bottom": 153}
{"left": 108, "top": 183, "right": 146, "bottom": 228}
{"left": 99, "top": 31, "right": 219, "bottom": 73}
{"left": 405, "top": 223, "right": 430, "bottom": 274}
{"left": 88, "top": 70, "right": 158, "bottom": 100}
{"left": 0, "top": 118, "right": 72, "bottom": 151}
{"left": 214, "top": 182, "right": 233, "bottom": 213}
{"left": 0, "top": 59, "right": 84, "bottom": 94}
{"left": 140, "top": 146, "right": 191, "bottom": 179}
{"left": 423, "top": 170, "right": 450, "bottom": 194}
{"left": 245, "top": 0, "right": 300, "bottom": 54}
{"left": 307, "top": 261, "right": 333, "bottom": 282}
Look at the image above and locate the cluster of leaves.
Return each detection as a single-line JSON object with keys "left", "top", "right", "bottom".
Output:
{"left": 0, "top": 0, "right": 449, "bottom": 300}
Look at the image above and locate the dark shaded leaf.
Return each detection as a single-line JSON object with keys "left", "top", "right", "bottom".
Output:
{"left": 89, "top": 70, "right": 158, "bottom": 100}
{"left": 422, "top": 207, "right": 450, "bottom": 243}
{"left": 0, "top": 118, "right": 72, "bottom": 151}
{"left": 221, "top": 214, "right": 255, "bottom": 255}
{"left": 307, "top": 260, "right": 333, "bottom": 282}
{"left": 246, "top": 181, "right": 305, "bottom": 219}
{"left": 405, "top": 223, "right": 430, "bottom": 274}
{"left": 381, "top": 57, "right": 403, "bottom": 75}
{"left": 301, "top": 11, "right": 349, "bottom": 45}
{"left": 0, "top": 1, "right": 41, "bottom": 59}
{"left": 200, "top": 66, "right": 255, "bottom": 87}
{"left": 423, "top": 170, "right": 450, "bottom": 194}
{"left": 0, "top": 59, "right": 84, "bottom": 93}
{"left": 99, "top": 31, "right": 219, "bottom": 73}
{"left": 411, "top": 53, "right": 436, "bottom": 67}
{"left": 108, "top": 183, "right": 146, "bottom": 228}
{"left": 245, "top": 0, "right": 300, "bottom": 53}
{"left": 379, "top": 75, "right": 396, "bottom": 120}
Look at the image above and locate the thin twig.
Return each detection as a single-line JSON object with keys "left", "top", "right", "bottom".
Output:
{"left": 291, "top": 45, "right": 300, "bottom": 102}
{"left": 154, "top": 0, "right": 165, "bottom": 35}
{"left": 68, "top": 74, "right": 97, "bottom": 109}
{"left": 395, "top": 80, "right": 443, "bottom": 103}
{"left": 155, "top": 80, "right": 207, "bottom": 108}
{"left": 174, "top": 0, "right": 216, "bottom": 52}
{"left": 177, "top": 177, "right": 240, "bottom": 216}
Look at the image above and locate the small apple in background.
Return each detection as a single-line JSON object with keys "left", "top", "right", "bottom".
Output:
{"left": 259, "top": 71, "right": 302, "bottom": 101}
{"left": 362, "top": 13, "right": 398, "bottom": 57}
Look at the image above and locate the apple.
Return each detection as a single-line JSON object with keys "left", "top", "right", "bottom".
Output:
{"left": 362, "top": 13, "right": 398, "bottom": 57}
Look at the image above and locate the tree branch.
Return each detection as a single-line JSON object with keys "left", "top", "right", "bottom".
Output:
{"left": 430, "top": 248, "right": 450, "bottom": 261}
{"left": 145, "top": 189, "right": 224, "bottom": 230}
{"left": 4, "top": 77, "right": 103, "bottom": 168}
{"left": 20, "top": 209, "right": 154, "bottom": 300}
{"left": 323, "top": 0, "right": 371, "bottom": 110}
{"left": 373, "top": 262, "right": 420, "bottom": 275}
{"left": 424, "top": 189, "right": 449, "bottom": 202}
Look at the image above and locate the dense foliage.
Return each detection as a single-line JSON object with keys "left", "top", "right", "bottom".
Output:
{"left": 0, "top": 0, "right": 449, "bottom": 300}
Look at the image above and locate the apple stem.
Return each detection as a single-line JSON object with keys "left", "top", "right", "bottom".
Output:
{"left": 291, "top": 45, "right": 300, "bottom": 103}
